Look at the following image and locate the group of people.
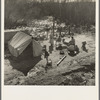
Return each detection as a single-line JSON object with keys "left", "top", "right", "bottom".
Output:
{"left": 42, "top": 32, "right": 88, "bottom": 73}
{"left": 43, "top": 34, "right": 76, "bottom": 63}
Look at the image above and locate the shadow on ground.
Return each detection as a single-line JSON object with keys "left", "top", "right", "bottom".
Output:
{"left": 8, "top": 56, "right": 41, "bottom": 76}
{"left": 5, "top": 43, "right": 41, "bottom": 76}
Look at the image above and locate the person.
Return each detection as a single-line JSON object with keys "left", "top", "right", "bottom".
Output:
{"left": 57, "top": 35, "right": 61, "bottom": 42}
{"left": 44, "top": 47, "right": 49, "bottom": 64}
{"left": 81, "top": 41, "right": 88, "bottom": 52}
{"left": 49, "top": 33, "right": 54, "bottom": 46}
{"left": 49, "top": 44, "right": 53, "bottom": 53}
{"left": 69, "top": 36, "right": 75, "bottom": 46}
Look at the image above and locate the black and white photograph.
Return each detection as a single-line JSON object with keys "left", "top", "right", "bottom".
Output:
{"left": 4, "top": 0, "right": 96, "bottom": 85}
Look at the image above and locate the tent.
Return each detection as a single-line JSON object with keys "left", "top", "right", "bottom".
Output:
{"left": 8, "top": 32, "right": 43, "bottom": 58}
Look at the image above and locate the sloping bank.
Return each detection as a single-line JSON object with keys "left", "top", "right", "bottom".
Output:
{"left": 5, "top": 52, "right": 95, "bottom": 85}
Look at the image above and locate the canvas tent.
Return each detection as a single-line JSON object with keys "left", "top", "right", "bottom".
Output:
{"left": 8, "top": 32, "right": 42, "bottom": 58}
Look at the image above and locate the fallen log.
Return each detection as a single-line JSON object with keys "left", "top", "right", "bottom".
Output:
{"left": 57, "top": 55, "right": 67, "bottom": 66}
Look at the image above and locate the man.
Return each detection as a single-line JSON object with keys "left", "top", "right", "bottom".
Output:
{"left": 44, "top": 46, "right": 49, "bottom": 64}
{"left": 49, "top": 33, "right": 54, "bottom": 46}
{"left": 69, "top": 36, "right": 75, "bottom": 46}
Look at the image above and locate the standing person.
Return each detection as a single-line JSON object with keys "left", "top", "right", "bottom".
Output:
{"left": 49, "top": 33, "right": 54, "bottom": 47}
{"left": 58, "top": 25, "right": 62, "bottom": 37}
{"left": 49, "top": 44, "right": 53, "bottom": 54}
{"left": 44, "top": 47, "right": 49, "bottom": 64}
{"left": 45, "top": 24, "right": 49, "bottom": 39}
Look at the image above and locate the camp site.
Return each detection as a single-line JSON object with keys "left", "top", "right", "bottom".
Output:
{"left": 4, "top": 0, "right": 95, "bottom": 85}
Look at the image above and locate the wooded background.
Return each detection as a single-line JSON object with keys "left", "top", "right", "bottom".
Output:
{"left": 5, "top": 0, "right": 95, "bottom": 29}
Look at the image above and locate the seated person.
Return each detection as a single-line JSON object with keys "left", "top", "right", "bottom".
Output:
{"left": 69, "top": 36, "right": 75, "bottom": 45}
{"left": 57, "top": 36, "right": 61, "bottom": 42}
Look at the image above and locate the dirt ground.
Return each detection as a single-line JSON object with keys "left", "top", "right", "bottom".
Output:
{"left": 4, "top": 33, "right": 95, "bottom": 85}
